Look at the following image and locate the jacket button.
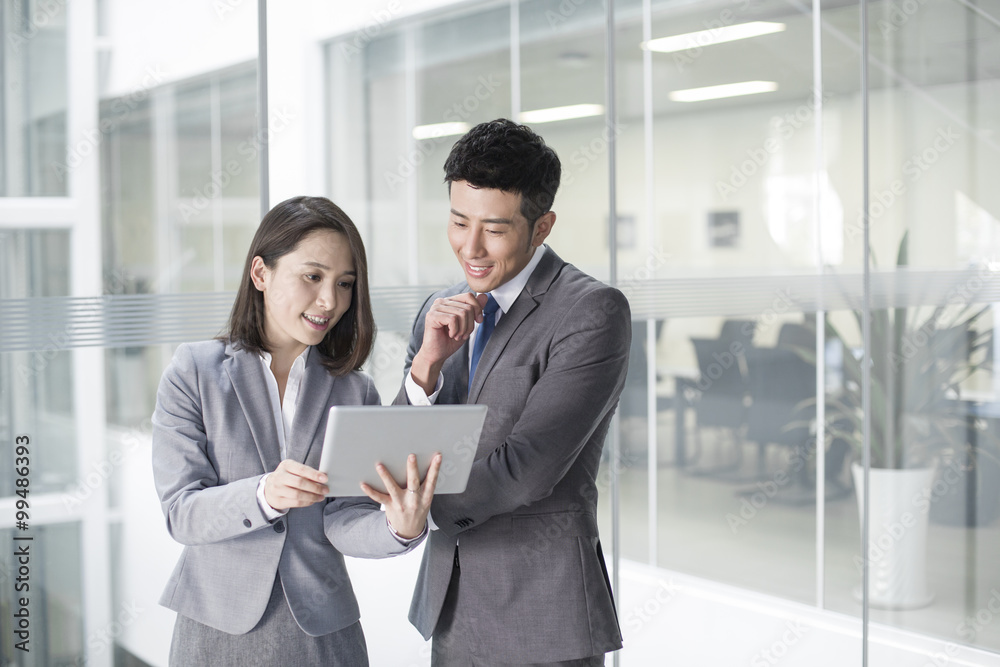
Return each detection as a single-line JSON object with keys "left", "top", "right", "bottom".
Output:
{"left": 274, "top": 521, "right": 285, "bottom": 533}
{"left": 243, "top": 519, "right": 251, "bottom": 528}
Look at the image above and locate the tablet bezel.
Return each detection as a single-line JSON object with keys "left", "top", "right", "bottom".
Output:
{"left": 317, "top": 405, "right": 487, "bottom": 496}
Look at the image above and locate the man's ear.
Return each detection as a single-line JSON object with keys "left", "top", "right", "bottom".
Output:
{"left": 531, "top": 211, "right": 556, "bottom": 247}
{"left": 250, "top": 256, "right": 268, "bottom": 291}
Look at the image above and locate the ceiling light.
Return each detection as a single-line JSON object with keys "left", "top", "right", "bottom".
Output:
{"left": 518, "top": 104, "right": 604, "bottom": 124}
{"left": 412, "top": 122, "right": 469, "bottom": 140}
{"left": 669, "top": 81, "right": 778, "bottom": 102}
{"left": 643, "top": 21, "right": 786, "bottom": 54}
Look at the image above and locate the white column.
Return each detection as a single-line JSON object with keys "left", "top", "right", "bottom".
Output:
{"left": 67, "top": 1, "right": 113, "bottom": 666}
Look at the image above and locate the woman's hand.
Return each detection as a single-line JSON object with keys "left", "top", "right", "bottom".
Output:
{"left": 361, "top": 453, "right": 442, "bottom": 539}
{"left": 264, "top": 459, "right": 330, "bottom": 510}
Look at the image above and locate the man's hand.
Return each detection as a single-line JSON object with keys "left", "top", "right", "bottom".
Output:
{"left": 264, "top": 459, "right": 329, "bottom": 510}
{"left": 410, "top": 292, "right": 487, "bottom": 395}
{"left": 361, "top": 453, "right": 442, "bottom": 540}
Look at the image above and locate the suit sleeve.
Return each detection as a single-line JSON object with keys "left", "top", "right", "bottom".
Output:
{"left": 431, "top": 287, "right": 631, "bottom": 536}
{"left": 151, "top": 344, "right": 271, "bottom": 546}
{"left": 392, "top": 292, "right": 436, "bottom": 406}
{"left": 324, "top": 374, "right": 423, "bottom": 557}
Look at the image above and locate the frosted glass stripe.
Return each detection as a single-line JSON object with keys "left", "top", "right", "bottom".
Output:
{"left": 1, "top": 269, "right": 997, "bottom": 352}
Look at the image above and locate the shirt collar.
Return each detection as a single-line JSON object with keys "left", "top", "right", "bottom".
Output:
{"left": 259, "top": 346, "right": 311, "bottom": 371}
{"left": 482, "top": 244, "right": 547, "bottom": 314}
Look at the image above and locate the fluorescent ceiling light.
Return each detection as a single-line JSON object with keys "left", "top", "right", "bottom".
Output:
{"left": 412, "top": 122, "right": 469, "bottom": 140}
{"left": 643, "top": 21, "right": 786, "bottom": 54}
{"left": 669, "top": 81, "right": 778, "bottom": 103}
{"left": 518, "top": 103, "right": 604, "bottom": 124}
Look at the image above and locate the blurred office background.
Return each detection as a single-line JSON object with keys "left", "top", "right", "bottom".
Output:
{"left": 2, "top": 0, "right": 1000, "bottom": 664}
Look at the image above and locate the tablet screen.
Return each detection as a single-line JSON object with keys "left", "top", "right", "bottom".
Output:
{"left": 318, "top": 405, "right": 487, "bottom": 496}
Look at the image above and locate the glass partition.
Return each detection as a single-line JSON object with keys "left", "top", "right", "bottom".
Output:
{"left": 0, "top": 0, "right": 68, "bottom": 196}
{"left": 864, "top": 0, "right": 1000, "bottom": 657}
{"left": 2, "top": 0, "right": 1000, "bottom": 665}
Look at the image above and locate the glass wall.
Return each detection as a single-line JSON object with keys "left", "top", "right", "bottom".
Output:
{"left": 2, "top": 0, "right": 999, "bottom": 665}
{"left": 1, "top": 0, "right": 68, "bottom": 196}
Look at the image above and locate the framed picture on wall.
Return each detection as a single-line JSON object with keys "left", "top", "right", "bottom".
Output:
{"left": 708, "top": 210, "right": 740, "bottom": 248}
{"left": 615, "top": 214, "right": 636, "bottom": 250}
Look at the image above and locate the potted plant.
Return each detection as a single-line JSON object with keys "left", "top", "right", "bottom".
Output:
{"left": 799, "top": 232, "right": 994, "bottom": 609}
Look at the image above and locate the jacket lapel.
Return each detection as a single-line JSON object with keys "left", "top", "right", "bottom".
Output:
{"left": 467, "top": 247, "right": 564, "bottom": 403}
{"left": 287, "top": 350, "right": 336, "bottom": 465}
{"left": 224, "top": 343, "right": 282, "bottom": 473}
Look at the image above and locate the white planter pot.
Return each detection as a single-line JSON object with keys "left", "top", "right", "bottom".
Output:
{"left": 851, "top": 463, "right": 935, "bottom": 610}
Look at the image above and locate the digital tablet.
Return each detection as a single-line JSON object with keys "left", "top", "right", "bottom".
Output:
{"left": 318, "top": 405, "right": 487, "bottom": 496}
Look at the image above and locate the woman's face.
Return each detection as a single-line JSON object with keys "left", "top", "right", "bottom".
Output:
{"left": 251, "top": 229, "right": 356, "bottom": 362}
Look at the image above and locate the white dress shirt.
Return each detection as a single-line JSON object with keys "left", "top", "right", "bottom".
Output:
{"left": 255, "top": 347, "right": 310, "bottom": 521}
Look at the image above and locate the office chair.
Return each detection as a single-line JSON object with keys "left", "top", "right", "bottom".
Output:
{"left": 683, "top": 319, "right": 755, "bottom": 475}
{"left": 742, "top": 322, "right": 851, "bottom": 503}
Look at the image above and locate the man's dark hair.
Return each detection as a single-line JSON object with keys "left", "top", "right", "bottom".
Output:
{"left": 444, "top": 118, "right": 561, "bottom": 225}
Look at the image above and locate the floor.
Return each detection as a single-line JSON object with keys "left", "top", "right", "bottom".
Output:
{"left": 117, "top": 416, "right": 1000, "bottom": 666}
{"left": 605, "top": 413, "right": 1000, "bottom": 656}
{"left": 344, "top": 552, "right": 1000, "bottom": 666}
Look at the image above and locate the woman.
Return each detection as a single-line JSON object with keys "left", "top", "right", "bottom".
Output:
{"left": 151, "top": 195, "right": 439, "bottom": 666}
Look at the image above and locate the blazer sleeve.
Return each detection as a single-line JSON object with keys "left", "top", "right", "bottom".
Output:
{"left": 324, "top": 374, "right": 423, "bottom": 557}
{"left": 392, "top": 291, "right": 436, "bottom": 406}
{"left": 151, "top": 344, "right": 272, "bottom": 546}
{"left": 431, "top": 287, "right": 631, "bottom": 536}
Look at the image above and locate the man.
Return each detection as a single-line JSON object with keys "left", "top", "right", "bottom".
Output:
{"left": 396, "top": 118, "right": 630, "bottom": 665}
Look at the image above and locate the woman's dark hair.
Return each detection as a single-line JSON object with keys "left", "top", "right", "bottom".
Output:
{"left": 222, "top": 196, "right": 375, "bottom": 376}
{"left": 443, "top": 118, "right": 561, "bottom": 226}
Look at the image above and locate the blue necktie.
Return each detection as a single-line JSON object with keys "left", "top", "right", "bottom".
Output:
{"left": 468, "top": 294, "right": 500, "bottom": 393}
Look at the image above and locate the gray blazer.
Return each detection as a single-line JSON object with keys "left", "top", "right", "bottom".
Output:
{"left": 396, "top": 247, "right": 630, "bottom": 662}
{"left": 152, "top": 340, "right": 416, "bottom": 637}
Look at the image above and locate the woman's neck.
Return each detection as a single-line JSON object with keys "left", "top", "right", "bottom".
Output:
{"left": 268, "top": 344, "right": 307, "bottom": 405}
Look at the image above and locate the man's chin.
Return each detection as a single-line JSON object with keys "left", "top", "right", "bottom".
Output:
{"left": 463, "top": 275, "right": 492, "bottom": 292}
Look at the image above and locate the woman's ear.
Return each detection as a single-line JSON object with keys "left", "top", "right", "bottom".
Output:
{"left": 250, "top": 256, "right": 268, "bottom": 291}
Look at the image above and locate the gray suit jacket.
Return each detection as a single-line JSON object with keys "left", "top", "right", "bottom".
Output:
{"left": 396, "top": 247, "right": 630, "bottom": 661}
{"left": 152, "top": 340, "right": 416, "bottom": 637}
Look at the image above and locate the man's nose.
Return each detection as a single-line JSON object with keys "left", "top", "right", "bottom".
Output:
{"left": 463, "top": 229, "right": 485, "bottom": 257}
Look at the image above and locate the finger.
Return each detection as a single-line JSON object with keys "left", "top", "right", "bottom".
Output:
{"left": 474, "top": 292, "right": 488, "bottom": 318}
{"left": 360, "top": 482, "right": 391, "bottom": 506}
{"left": 420, "top": 453, "right": 443, "bottom": 502}
{"left": 274, "top": 467, "right": 329, "bottom": 498}
{"left": 373, "top": 463, "right": 403, "bottom": 504}
{"left": 277, "top": 459, "right": 328, "bottom": 484}
{"left": 267, "top": 481, "right": 325, "bottom": 509}
{"left": 427, "top": 310, "right": 474, "bottom": 341}
{"left": 405, "top": 453, "right": 420, "bottom": 492}
{"left": 432, "top": 295, "right": 481, "bottom": 319}
{"left": 432, "top": 302, "right": 481, "bottom": 338}
{"left": 436, "top": 294, "right": 483, "bottom": 318}
{"left": 275, "top": 474, "right": 328, "bottom": 500}
{"left": 442, "top": 292, "right": 484, "bottom": 309}
{"left": 464, "top": 292, "right": 487, "bottom": 324}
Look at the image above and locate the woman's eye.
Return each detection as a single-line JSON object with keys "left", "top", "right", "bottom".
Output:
{"left": 338, "top": 281, "right": 355, "bottom": 289}
{"left": 305, "top": 274, "right": 320, "bottom": 281}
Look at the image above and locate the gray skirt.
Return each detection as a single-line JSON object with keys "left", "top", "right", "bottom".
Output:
{"left": 169, "top": 573, "right": 369, "bottom": 667}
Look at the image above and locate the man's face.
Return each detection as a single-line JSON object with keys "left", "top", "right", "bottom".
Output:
{"left": 447, "top": 180, "right": 554, "bottom": 293}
